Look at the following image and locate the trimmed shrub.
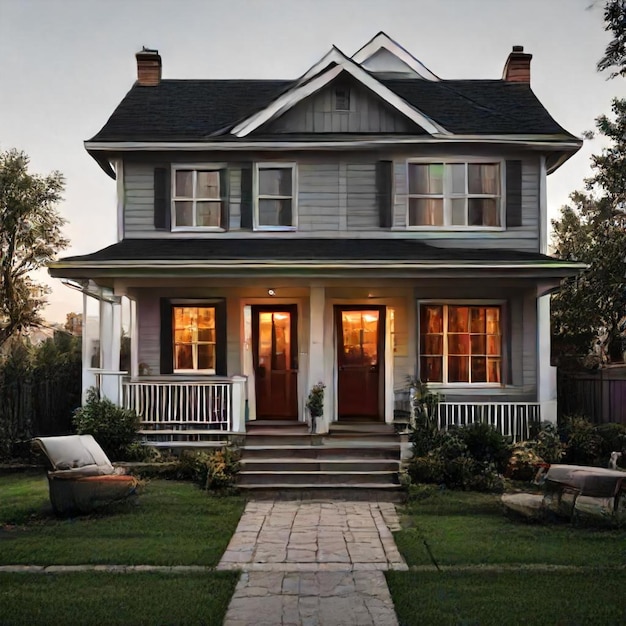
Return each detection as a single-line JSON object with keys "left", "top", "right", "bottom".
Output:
{"left": 595, "top": 423, "right": 626, "bottom": 465}
{"left": 454, "top": 421, "right": 510, "bottom": 472}
{"left": 176, "top": 448, "right": 241, "bottom": 492}
{"left": 72, "top": 387, "right": 140, "bottom": 460}
{"left": 560, "top": 415, "right": 603, "bottom": 466}
{"left": 408, "top": 422, "right": 510, "bottom": 492}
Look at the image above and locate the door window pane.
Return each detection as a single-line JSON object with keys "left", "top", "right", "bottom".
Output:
{"left": 341, "top": 311, "right": 379, "bottom": 366}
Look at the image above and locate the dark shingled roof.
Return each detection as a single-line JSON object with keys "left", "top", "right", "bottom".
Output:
{"left": 58, "top": 238, "right": 567, "bottom": 264}
{"left": 89, "top": 78, "right": 576, "bottom": 142}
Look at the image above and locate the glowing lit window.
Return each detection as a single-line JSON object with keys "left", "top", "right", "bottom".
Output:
{"left": 420, "top": 304, "right": 501, "bottom": 384}
{"left": 173, "top": 306, "right": 216, "bottom": 372}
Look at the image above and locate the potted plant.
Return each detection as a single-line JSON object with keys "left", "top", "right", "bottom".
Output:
{"left": 306, "top": 382, "right": 325, "bottom": 434}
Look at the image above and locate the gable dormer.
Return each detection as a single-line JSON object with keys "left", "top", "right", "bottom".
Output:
{"left": 261, "top": 74, "right": 427, "bottom": 135}
{"left": 230, "top": 44, "right": 447, "bottom": 138}
{"left": 351, "top": 32, "right": 440, "bottom": 80}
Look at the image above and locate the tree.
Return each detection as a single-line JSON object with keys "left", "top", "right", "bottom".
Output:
{"left": 597, "top": 0, "right": 626, "bottom": 78}
{"left": 0, "top": 149, "right": 68, "bottom": 348}
{"left": 551, "top": 99, "right": 626, "bottom": 365}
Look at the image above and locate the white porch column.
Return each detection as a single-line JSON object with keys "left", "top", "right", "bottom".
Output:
{"left": 230, "top": 376, "right": 247, "bottom": 433}
{"left": 81, "top": 292, "right": 97, "bottom": 404}
{"left": 537, "top": 293, "right": 557, "bottom": 423}
{"left": 99, "top": 298, "right": 124, "bottom": 405}
{"left": 129, "top": 298, "right": 139, "bottom": 379}
{"left": 308, "top": 287, "right": 328, "bottom": 432}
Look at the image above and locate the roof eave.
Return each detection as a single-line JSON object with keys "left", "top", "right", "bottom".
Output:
{"left": 84, "top": 135, "right": 583, "bottom": 152}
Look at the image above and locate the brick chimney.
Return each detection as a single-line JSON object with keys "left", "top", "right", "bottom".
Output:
{"left": 502, "top": 45, "right": 532, "bottom": 83}
{"left": 136, "top": 47, "right": 161, "bottom": 86}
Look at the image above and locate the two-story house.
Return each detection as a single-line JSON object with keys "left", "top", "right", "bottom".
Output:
{"left": 50, "top": 33, "right": 583, "bottom": 444}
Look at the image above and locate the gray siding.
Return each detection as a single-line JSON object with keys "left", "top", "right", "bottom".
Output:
{"left": 392, "top": 156, "right": 540, "bottom": 251}
{"left": 122, "top": 151, "right": 542, "bottom": 253}
{"left": 346, "top": 163, "right": 378, "bottom": 230}
{"left": 265, "top": 83, "right": 413, "bottom": 134}
{"left": 124, "top": 164, "right": 154, "bottom": 234}
{"left": 297, "top": 163, "right": 341, "bottom": 232}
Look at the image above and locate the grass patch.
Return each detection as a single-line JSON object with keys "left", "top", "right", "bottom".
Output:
{"left": 0, "top": 571, "right": 239, "bottom": 626}
{"left": 395, "top": 490, "right": 626, "bottom": 567}
{"left": 0, "top": 475, "right": 245, "bottom": 566}
{"left": 386, "top": 570, "right": 626, "bottom": 626}
{"left": 0, "top": 473, "right": 51, "bottom": 525}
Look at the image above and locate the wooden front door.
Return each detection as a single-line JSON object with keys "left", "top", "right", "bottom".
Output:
{"left": 336, "top": 306, "right": 385, "bottom": 419}
{"left": 252, "top": 306, "right": 298, "bottom": 420}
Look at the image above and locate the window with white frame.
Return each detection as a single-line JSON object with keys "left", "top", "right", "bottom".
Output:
{"left": 408, "top": 162, "right": 501, "bottom": 228}
{"left": 255, "top": 164, "right": 296, "bottom": 229}
{"left": 172, "top": 168, "right": 223, "bottom": 229}
{"left": 420, "top": 304, "right": 502, "bottom": 384}
{"left": 173, "top": 306, "right": 216, "bottom": 373}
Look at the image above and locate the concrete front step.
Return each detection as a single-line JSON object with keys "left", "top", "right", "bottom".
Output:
{"left": 241, "top": 444, "right": 401, "bottom": 460}
{"left": 244, "top": 433, "right": 319, "bottom": 446}
{"left": 238, "top": 485, "right": 405, "bottom": 503}
{"left": 240, "top": 458, "right": 399, "bottom": 472}
{"left": 330, "top": 422, "right": 396, "bottom": 434}
{"left": 238, "top": 471, "right": 397, "bottom": 486}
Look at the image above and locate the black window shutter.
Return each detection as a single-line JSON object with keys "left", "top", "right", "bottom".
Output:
{"left": 376, "top": 160, "right": 393, "bottom": 228}
{"left": 240, "top": 163, "right": 253, "bottom": 229}
{"left": 215, "top": 300, "right": 227, "bottom": 376}
{"left": 505, "top": 160, "right": 522, "bottom": 228}
{"left": 159, "top": 299, "right": 173, "bottom": 374}
{"left": 219, "top": 168, "right": 229, "bottom": 230}
{"left": 154, "top": 167, "right": 171, "bottom": 230}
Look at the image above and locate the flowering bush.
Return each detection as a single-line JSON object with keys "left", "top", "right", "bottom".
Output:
{"left": 306, "top": 382, "right": 325, "bottom": 417}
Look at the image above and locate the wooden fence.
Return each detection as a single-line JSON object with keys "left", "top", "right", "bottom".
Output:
{"left": 558, "top": 368, "right": 626, "bottom": 425}
{"left": 0, "top": 368, "right": 81, "bottom": 457}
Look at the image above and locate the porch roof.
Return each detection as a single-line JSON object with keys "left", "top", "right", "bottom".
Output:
{"left": 49, "top": 238, "right": 584, "bottom": 280}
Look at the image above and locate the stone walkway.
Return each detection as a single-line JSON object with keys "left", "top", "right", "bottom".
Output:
{"left": 217, "top": 500, "right": 407, "bottom": 626}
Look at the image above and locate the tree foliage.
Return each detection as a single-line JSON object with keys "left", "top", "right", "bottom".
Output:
{"left": 551, "top": 99, "right": 626, "bottom": 365}
{"left": 597, "top": 0, "right": 626, "bottom": 78}
{"left": 0, "top": 149, "right": 68, "bottom": 347}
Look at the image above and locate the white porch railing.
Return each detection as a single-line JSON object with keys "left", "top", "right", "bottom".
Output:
{"left": 436, "top": 402, "right": 541, "bottom": 443}
{"left": 121, "top": 377, "right": 247, "bottom": 436}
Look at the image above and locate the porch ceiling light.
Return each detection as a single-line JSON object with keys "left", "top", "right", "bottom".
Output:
{"left": 268, "top": 289, "right": 276, "bottom": 296}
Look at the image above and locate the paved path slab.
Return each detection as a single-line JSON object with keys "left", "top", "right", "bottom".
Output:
{"left": 219, "top": 501, "right": 405, "bottom": 625}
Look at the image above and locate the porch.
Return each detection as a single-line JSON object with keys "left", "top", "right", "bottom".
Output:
{"left": 92, "top": 374, "right": 540, "bottom": 443}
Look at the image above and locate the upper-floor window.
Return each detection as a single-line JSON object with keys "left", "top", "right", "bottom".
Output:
{"left": 172, "top": 167, "right": 224, "bottom": 230}
{"left": 420, "top": 303, "right": 502, "bottom": 385}
{"left": 407, "top": 161, "right": 502, "bottom": 229}
{"left": 255, "top": 163, "right": 296, "bottom": 230}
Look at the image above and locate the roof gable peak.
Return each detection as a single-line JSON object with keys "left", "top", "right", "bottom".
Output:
{"left": 352, "top": 32, "right": 440, "bottom": 81}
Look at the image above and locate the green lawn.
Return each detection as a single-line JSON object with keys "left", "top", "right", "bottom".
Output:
{"left": 0, "top": 571, "right": 239, "bottom": 626}
{"left": 387, "top": 570, "right": 626, "bottom": 626}
{"left": 387, "top": 489, "right": 626, "bottom": 625}
{"left": 0, "top": 473, "right": 245, "bottom": 566}
{"left": 394, "top": 490, "right": 626, "bottom": 567}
